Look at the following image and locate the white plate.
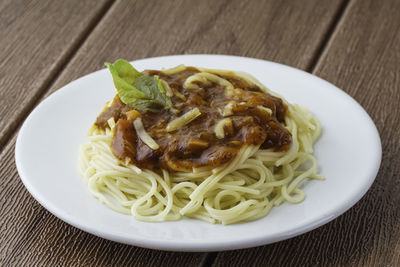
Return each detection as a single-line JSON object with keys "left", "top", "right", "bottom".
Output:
{"left": 15, "top": 55, "right": 381, "bottom": 251}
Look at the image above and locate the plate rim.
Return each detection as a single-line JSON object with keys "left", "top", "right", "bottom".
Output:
{"left": 15, "top": 54, "right": 382, "bottom": 251}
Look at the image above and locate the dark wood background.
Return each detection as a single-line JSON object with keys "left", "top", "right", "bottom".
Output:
{"left": 1, "top": 0, "right": 399, "bottom": 266}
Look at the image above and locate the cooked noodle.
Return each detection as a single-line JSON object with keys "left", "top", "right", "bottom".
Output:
{"left": 79, "top": 67, "right": 322, "bottom": 224}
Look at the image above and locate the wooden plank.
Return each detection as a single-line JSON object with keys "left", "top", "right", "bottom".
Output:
{"left": 213, "top": 0, "right": 400, "bottom": 266}
{"left": 0, "top": 0, "right": 346, "bottom": 265}
{"left": 46, "top": 0, "right": 345, "bottom": 93}
{"left": 0, "top": 0, "right": 113, "bottom": 149}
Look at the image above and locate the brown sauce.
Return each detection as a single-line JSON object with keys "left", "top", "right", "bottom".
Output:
{"left": 95, "top": 68, "right": 292, "bottom": 172}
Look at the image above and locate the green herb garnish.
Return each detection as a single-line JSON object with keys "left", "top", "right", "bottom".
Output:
{"left": 105, "top": 59, "right": 172, "bottom": 112}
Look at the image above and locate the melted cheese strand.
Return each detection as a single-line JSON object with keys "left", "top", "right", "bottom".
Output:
{"left": 161, "top": 64, "right": 186, "bottom": 75}
{"left": 133, "top": 117, "right": 159, "bottom": 150}
{"left": 160, "top": 79, "right": 173, "bottom": 97}
{"left": 257, "top": 105, "right": 272, "bottom": 115}
{"left": 214, "top": 118, "right": 232, "bottom": 139}
{"left": 221, "top": 101, "right": 235, "bottom": 117}
{"left": 166, "top": 108, "right": 201, "bottom": 132}
{"left": 184, "top": 72, "right": 234, "bottom": 91}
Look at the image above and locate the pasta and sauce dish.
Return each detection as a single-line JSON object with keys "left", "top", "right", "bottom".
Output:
{"left": 79, "top": 59, "right": 322, "bottom": 224}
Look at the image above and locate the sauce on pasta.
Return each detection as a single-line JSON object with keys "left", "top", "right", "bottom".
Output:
{"left": 95, "top": 68, "right": 291, "bottom": 172}
{"left": 79, "top": 61, "right": 323, "bottom": 224}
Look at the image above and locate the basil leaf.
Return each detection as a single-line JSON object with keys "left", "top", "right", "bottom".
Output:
{"left": 105, "top": 60, "right": 146, "bottom": 102}
{"left": 157, "top": 76, "right": 172, "bottom": 108}
{"left": 135, "top": 75, "right": 171, "bottom": 108}
{"left": 105, "top": 59, "right": 171, "bottom": 112}
{"left": 129, "top": 99, "right": 165, "bottom": 112}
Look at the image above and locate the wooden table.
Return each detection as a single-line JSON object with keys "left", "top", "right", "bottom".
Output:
{"left": 1, "top": 0, "right": 399, "bottom": 265}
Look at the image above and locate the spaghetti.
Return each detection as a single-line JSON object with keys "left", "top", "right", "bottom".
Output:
{"left": 79, "top": 63, "right": 322, "bottom": 224}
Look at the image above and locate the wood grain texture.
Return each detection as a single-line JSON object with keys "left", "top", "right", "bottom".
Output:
{"left": 0, "top": 0, "right": 352, "bottom": 266}
{"left": 0, "top": 0, "right": 113, "bottom": 149}
{"left": 46, "top": 0, "right": 345, "bottom": 94}
{"left": 213, "top": 0, "right": 400, "bottom": 266}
